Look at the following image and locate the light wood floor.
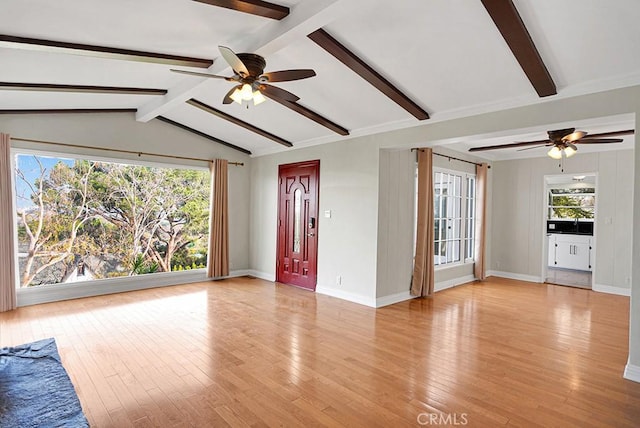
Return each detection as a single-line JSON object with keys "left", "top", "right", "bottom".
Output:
{"left": 2, "top": 277, "right": 639, "bottom": 427}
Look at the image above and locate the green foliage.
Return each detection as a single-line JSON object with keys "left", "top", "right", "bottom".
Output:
{"left": 16, "top": 155, "right": 210, "bottom": 287}
{"left": 130, "top": 254, "right": 159, "bottom": 275}
{"left": 550, "top": 195, "right": 594, "bottom": 219}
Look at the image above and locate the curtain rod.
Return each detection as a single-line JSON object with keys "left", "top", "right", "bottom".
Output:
{"left": 10, "top": 136, "right": 245, "bottom": 166}
{"left": 412, "top": 148, "right": 490, "bottom": 169}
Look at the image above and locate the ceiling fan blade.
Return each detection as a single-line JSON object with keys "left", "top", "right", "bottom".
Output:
{"left": 222, "top": 85, "right": 241, "bottom": 104}
{"left": 170, "top": 69, "right": 232, "bottom": 80}
{"left": 259, "top": 84, "right": 300, "bottom": 102}
{"left": 517, "top": 144, "right": 551, "bottom": 152}
{"left": 575, "top": 138, "right": 624, "bottom": 144}
{"left": 587, "top": 129, "right": 634, "bottom": 138}
{"left": 562, "top": 130, "right": 586, "bottom": 142}
{"left": 469, "top": 139, "right": 550, "bottom": 152}
{"left": 260, "top": 69, "right": 316, "bottom": 82}
{"left": 218, "top": 46, "right": 249, "bottom": 77}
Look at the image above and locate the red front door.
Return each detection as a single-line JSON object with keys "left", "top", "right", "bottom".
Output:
{"left": 276, "top": 160, "right": 319, "bottom": 290}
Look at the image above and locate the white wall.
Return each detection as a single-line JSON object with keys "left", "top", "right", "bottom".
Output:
{"left": 249, "top": 138, "right": 380, "bottom": 306}
{"left": 376, "top": 149, "right": 414, "bottom": 303}
{"left": 0, "top": 112, "right": 252, "bottom": 294}
{"left": 630, "top": 111, "right": 640, "bottom": 378}
{"left": 490, "top": 150, "right": 634, "bottom": 292}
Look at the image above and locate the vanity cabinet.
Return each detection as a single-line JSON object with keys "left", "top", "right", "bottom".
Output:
{"left": 548, "top": 234, "right": 592, "bottom": 271}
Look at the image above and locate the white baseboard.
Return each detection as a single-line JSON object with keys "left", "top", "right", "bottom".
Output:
{"left": 487, "top": 270, "right": 543, "bottom": 283}
{"left": 435, "top": 274, "right": 476, "bottom": 292}
{"left": 16, "top": 269, "right": 252, "bottom": 307}
{"left": 315, "top": 286, "right": 376, "bottom": 308}
{"left": 376, "top": 291, "right": 414, "bottom": 308}
{"left": 247, "top": 270, "right": 276, "bottom": 282}
{"left": 227, "top": 269, "right": 251, "bottom": 278}
{"left": 593, "top": 284, "right": 631, "bottom": 297}
{"left": 375, "top": 275, "right": 478, "bottom": 307}
{"left": 624, "top": 363, "right": 640, "bottom": 383}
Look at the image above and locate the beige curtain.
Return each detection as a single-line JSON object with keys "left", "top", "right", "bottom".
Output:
{"left": 411, "top": 148, "right": 435, "bottom": 297}
{"left": 474, "top": 163, "right": 488, "bottom": 280}
{"left": 0, "top": 133, "right": 17, "bottom": 312}
{"left": 207, "top": 159, "right": 229, "bottom": 278}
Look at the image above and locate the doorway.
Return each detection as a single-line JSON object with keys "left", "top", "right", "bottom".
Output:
{"left": 276, "top": 160, "right": 320, "bottom": 290}
{"left": 544, "top": 174, "right": 596, "bottom": 289}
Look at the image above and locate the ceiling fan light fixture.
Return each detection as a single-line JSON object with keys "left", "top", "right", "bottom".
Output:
{"left": 252, "top": 90, "right": 266, "bottom": 105}
{"left": 230, "top": 88, "right": 243, "bottom": 104}
{"left": 239, "top": 83, "right": 254, "bottom": 101}
{"left": 547, "top": 146, "right": 562, "bottom": 159}
{"left": 564, "top": 145, "right": 577, "bottom": 158}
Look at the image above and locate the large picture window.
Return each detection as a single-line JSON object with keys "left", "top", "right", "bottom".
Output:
{"left": 13, "top": 153, "right": 210, "bottom": 288}
{"left": 433, "top": 170, "right": 476, "bottom": 266}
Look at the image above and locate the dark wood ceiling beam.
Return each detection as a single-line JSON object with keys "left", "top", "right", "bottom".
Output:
{"left": 0, "top": 34, "right": 212, "bottom": 68}
{"left": 262, "top": 94, "right": 349, "bottom": 136}
{"left": 0, "top": 108, "right": 137, "bottom": 115}
{"left": 0, "top": 82, "right": 167, "bottom": 95}
{"left": 192, "top": 0, "right": 289, "bottom": 19}
{"left": 187, "top": 99, "right": 293, "bottom": 147}
{"left": 480, "top": 0, "right": 556, "bottom": 97}
{"left": 156, "top": 116, "right": 252, "bottom": 155}
{"left": 308, "top": 28, "right": 429, "bottom": 121}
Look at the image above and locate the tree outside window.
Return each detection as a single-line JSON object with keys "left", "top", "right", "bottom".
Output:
{"left": 14, "top": 154, "right": 210, "bottom": 288}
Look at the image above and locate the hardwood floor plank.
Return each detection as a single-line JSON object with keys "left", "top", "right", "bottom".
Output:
{"left": 2, "top": 276, "right": 640, "bottom": 427}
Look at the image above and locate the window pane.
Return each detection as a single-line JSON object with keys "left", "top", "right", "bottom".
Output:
{"left": 14, "top": 154, "right": 210, "bottom": 288}
{"left": 549, "top": 191, "right": 595, "bottom": 219}
{"left": 430, "top": 170, "right": 475, "bottom": 266}
{"left": 293, "top": 188, "right": 302, "bottom": 253}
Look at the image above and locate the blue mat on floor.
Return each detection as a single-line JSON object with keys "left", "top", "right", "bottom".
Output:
{"left": 0, "top": 337, "right": 89, "bottom": 428}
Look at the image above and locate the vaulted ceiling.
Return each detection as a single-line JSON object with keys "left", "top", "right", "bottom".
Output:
{"left": 1, "top": 0, "right": 639, "bottom": 159}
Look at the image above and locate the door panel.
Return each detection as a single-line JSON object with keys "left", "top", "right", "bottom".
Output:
{"left": 277, "top": 160, "right": 319, "bottom": 290}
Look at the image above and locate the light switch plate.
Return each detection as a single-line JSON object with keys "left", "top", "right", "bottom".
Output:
{"left": 324, "top": 210, "right": 331, "bottom": 218}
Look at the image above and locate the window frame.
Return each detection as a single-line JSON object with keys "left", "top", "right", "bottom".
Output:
{"left": 432, "top": 167, "right": 477, "bottom": 269}
{"left": 10, "top": 146, "right": 211, "bottom": 294}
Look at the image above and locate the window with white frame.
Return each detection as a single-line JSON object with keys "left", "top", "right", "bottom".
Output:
{"left": 433, "top": 169, "right": 476, "bottom": 266}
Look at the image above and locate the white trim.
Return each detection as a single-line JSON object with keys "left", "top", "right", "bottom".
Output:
{"left": 315, "top": 286, "right": 376, "bottom": 308}
{"left": 376, "top": 291, "right": 414, "bottom": 308}
{"left": 373, "top": 274, "right": 477, "bottom": 307}
{"left": 487, "top": 270, "right": 543, "bottom": 283}
{"left": 247, "top": 270, "right": 276, "bottom": 282}
{"left": 593, "top": 284, "right": 631, "bottom": 297}
{"left": 17, "top": 269, "right": 208, "bottom": 307}
{"left": 227, "top": 269, "right": 252, "bottom": 278}
{"left": 624, "top": 363, "right": 640, "bottom": 383}
{"left": 16, "top": 269, "right": 252, "bottom": 307}
{"left": 435, "top": 274, "right": 476, "bottom": 292}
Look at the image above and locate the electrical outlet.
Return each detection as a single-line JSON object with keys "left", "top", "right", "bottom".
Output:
{"left": 336, "top": 275, "right": 342, "bottom": 286}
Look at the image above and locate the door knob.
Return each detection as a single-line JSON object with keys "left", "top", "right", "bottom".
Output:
{"left": 307, "top": 233, "right": 315, "bottom": 237}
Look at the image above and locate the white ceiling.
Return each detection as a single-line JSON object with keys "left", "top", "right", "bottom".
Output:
{"left": 1, "top": 0, "right": 639, "bottom": 158}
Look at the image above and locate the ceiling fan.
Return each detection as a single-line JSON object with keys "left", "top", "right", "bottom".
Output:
{"left": 469, "top": 128, "right": 635, "bottom": 159}
{"left": 171, "top": 46, "right": 316, "bottom": 106}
